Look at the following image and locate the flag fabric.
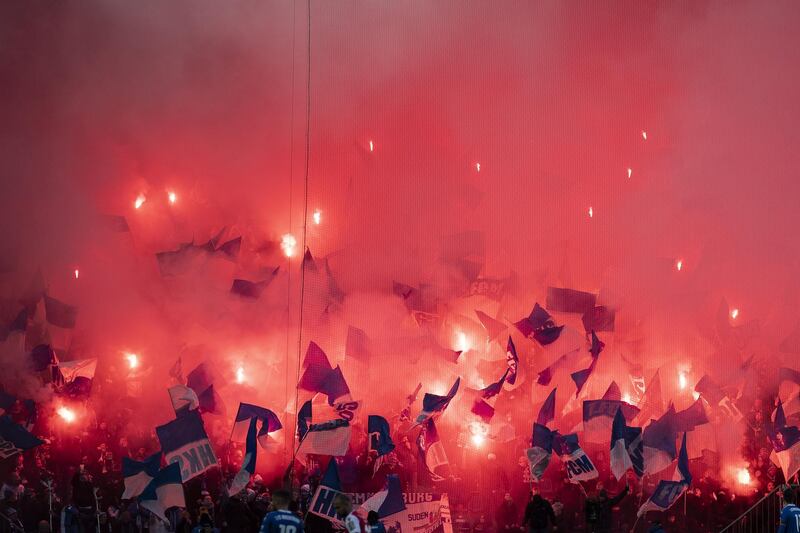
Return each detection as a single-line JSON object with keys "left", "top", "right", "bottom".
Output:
{"left": 0, "top": 416, "right": 43, "bottom": 459}
{"left": 230, "top": 271, "right": 278, "bottom": 299}
{"left": 359, "top": 475, "right": 406, "bottom": 518}
{"left": 503, "top": 337, "right": 522, "bottom": 390}
{"left": 537, "top": 352, "right": 570, "bottom": 386}
{"left": 553, "top": 433, "right": 598, "bottom": 483}
{"left": 56, "top": 358, "right": 97, "bottom": 398}
{"left": 168, "top": 357, "right": 184, "bottom": 384}
{"left": 295, "top": 419, "right": 352, "bottom": 463}
{"left": 43, "top": 295, "right": 78, "bottom": 328}
{"left": 197, "top": 384, "right": 224, "bottom": 415}
{"left": 230, "top": 403, "right": 282, "bottom": 446}
{"left": 527, "top": 423, "right": 555, "bottom": 481}
{"left": 637, "top": 433, "right": 691, "bottom": 517}
{"left": 298, "top": 341, "right": 334, "bottom": 392}
{"left": 368, "top": 415, "right": 395, "bottom": 457}
{"left": 186, "top": 362, "right": 213, "bottom": 393}
{"left": 311, "top": 398, "right": 361, "bottom": 425}
{"left": 229, "top": 418, "right": 257, "bottom": 496}
{"left": 674, "top": 399, "right": 709, "bottom": 432}
{"left": 779, "top": 367, "right": 800, "bottom": 386}
{"left": 642, "top": 407, "right": 678, "bottom": 475}
{"left": 537, "top": 388, "right": 557, "bottom": 426}
{"left": 582, "top": 400, "right": 640, "bottom": 443}
{"left": 417, "top": 418, "right": 449, "bottom": 482}
{"left": 474, "top": 310, "right": 507, "bottom": 341}
{"left": 345, "top": 326, "right": 372, "bottom": 362}
{"left": 471, "top": 370, "right": 508, "bottom": 423}
{"left": 589, "top": 331, "right": 605, "bottom": 358}
{"left": 320, "top": 366, "right": 351, "bottom": 405}
{"left": 321, "top": 457, "right": 342, "bottom": 491}
{"left": 416, "top": 377, "right": 460, "bottom": 423}
{"left": 122, "top": 452, "right": 162, "bottom": 499}
{"left": 139, "top": 462, "right": 186, "bottom": 521}
{"left": 571, "top": 359, "right": 598, "bottom": 398}
{"left": 155, "top": 410, "right": 218, "bottom": 482}
{"left": 515, "top": 303, "right": 564, "bottom": 345}
{"left": 546, "top": 287, "right": 597, "bottom": 314}
{"left": 602, "top": 381, "right": 622, "bottom": 402}
{"left": 610, "top": 409, "right": 644, "bottom": 480}
{"left": 168, "top": 385, "right": 199, "bottom": 416}
{"left": 635, "top": 370, "right": 664, "bottom": 425}
{"left": 767, "top": 400, "right": 800, "bottom": 481}
{"left": 694, "top": 374, "right": 726, "bottom": 406}
{"left": 298, "top": 400, "right": 312, "bottom": 440}
{"left": 581, "top": 306, "right": 615, "bottom": 332}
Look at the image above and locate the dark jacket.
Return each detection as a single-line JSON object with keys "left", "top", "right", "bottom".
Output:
{"left": 585, "top": 485, "right": 629, "bottom": 532}
{"left": 524, "top": 495, "right": 556, "bottom": 530}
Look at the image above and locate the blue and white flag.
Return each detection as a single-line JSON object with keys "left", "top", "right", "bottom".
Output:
{"left": 0, "top": 415, "right": 43, "bottom": 459}
{"left": 155, "top": 410, "right": 218, "bottom": 482}
{"left": 526, "top": 423, "right": 555, "bottom": 481}
{"left": 642, "top": 406, "right": 678, "bottom": 475}
{"left": 229, "top": 418, "right": 257, "bottom": 496}
{"left": 139, "top": 462, "right": 186, "bottom": 521}
{"left": 308, "top": 460, "right": 345, "bottom": 525}
{"left": 583, "top": 399, "right": 639, "bottom": 443}
{"left": 167, "top": 385, "right": 199, "bottom": 416}
{"left": 230, "top": 402, "right": 282, "bottom": 449}
{"left": 637, "top": 433, "right": 691, "bottom": 517}
{"left": 360, "top": 475, "right": 406, "bottom": 518}
{"left": 470, "top": 370, "right": 508, "bottom": 423}
{"left": 610, "top": 409, "right": 644, "bottom": 480}
{"left": 368, "top": 415, "right": 395, "bottom": 475}
{"left": 417, "top": 418, "right": 449, "bottom": 482}
{"left": 503, "top": 337, "right": 522, "bottom": 391}
{"left": 298, "top": 400, "right": 312, "bottom": 440}
{"left": 416, "top": 377, "right": 460, "bottom": 424}
{"left": 553, "top": 433, "right": 598, "bottom": 483}
{"left": 122, "top": 452, "right": 161, "bottom": 499}
{"left": 767, "top": 400, "right": 800, "bottom": 481}
{"left": 295, "top": 419, "right": 351, "bottom": 464}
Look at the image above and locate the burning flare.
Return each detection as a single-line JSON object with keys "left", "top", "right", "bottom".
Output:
{"left": 475, "top": 162, "right": 481, "bottom": 172}
{"left": 134, "top": 194, "right": 146, "bottom": 209}
{"left": 641, "top": 130, "right": 648, "bottom": 140}
{"left": 74, "top": 269, "right": 79, "bottom": 279}
{"left": 678, "top": 372, "right": 688, "bottom": 390}
{"left": 676, "top": 259, "right": 683, "bottom": 271}
{"left": 588, "top": 206, "right": 594, "bottom": 218}
{"left": 281, "top": 234, "right": 297, "bottom": 257}
{"left": 312, "top": 210, "right": 321, "bottom": 225}
{"left": 627, "top": 167, "right": 632, "bottom": 179}
{"left": 125, "top": 353, "right": 139, "bottom": 369}
{"left": 369, "top": 140, "right": 374, "bottom": 152}
{"left": 455, "top": 331, "right": 471, "bottom": 353}
{"left": 167, "top": 190, "right": 177, "bottom": 204}
{"left": 730, "top": 308, "right": 739, "bottom": 320}
{"left": 236, "top": 366, "right": 246, "bottom": 384}
{"left": 737, "top": 468, "right": 751, "bottom": 486}
{"left": 57, "top": 406, "right": 76, "bottom": 423}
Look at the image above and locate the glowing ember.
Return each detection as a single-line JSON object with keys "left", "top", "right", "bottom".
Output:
{"left": 622, "top": 393, "right": 632, "bottom": 404}
{"left": 236, "top": 366, "right": 246, "bottom": 384}
{"left": 676, "top": 259, "right": 683, "bottom": 271}
{"left": 369, "top": 140, "right": 374, "bottom": 152}
{"left": 455, "top": 331, "right": 471, "bottom": 353}
{"left": 730, "top": 308, "right": 739, "bottom": 320}
{"left": 167, "top": 191, "right": 177, "bottom": 204}
{"left": 313, "top": 209, "right": 321, "bottom": 225}
{"left": 134, "top": 194, "right": 146, "bottom": 209}
{"left": 57, "top": 407, "right": 76, "bottom": 423}
{"left": 470, "top": 433, "right": 485, "bottom": 447}
{"left": 475, "top": 162, "right": 481, "bottom": 172}
{"left": 678, "top": 372, "right": 688, "bottom": 390}
{"left": 74, "top": 269, "right": 79, "bottom": 279}
{"left": 125, "top": 353, "right": 139, "bottom": 369}
{"left": 641, "top": 130, "right": 648, "bottom": 140}
{"left": 627, "top": 167, "right": 632, "bottom": 179}
{"left": 737, "top": 468, "right": 751, "bottom": 485}
{"left": 588, "top": 206, "right": 594, "bottom": 218}
{"left": 281, "top": 234, "right": 297, "bottom": 257}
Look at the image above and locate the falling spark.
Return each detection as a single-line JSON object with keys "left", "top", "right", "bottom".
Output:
{"left": 475, "top": 162, "right": 481, "bottom": 172}
{"left": 641, "top": 130, "right": 648, "bottom": 140}
{"left": 236, "top": 366, "right": 246, "bottom": 384}
{"left": 313, "top": 210, "right": 321, "bottom": 225}
{"left": 676, "top": 259, "right": 683, "bottom": 271}
{"left": 281, "top": 234, "right": 297, "bottom": 257}
{"left": 730, "top": 308, "right": 739, "bottom": 320}
{"left": 588, "top": 206, "right": 594, "bottom": 218}
{"left": 737, "top": 468, "right": 751, "bottom": 486}
{"left": 134, "top": 194, "right": 146, "bottom": 209}
{"left": 57, "top": 406, "right": 76, "bottom": 423}
{"left": 369, "top": 140, "right": 374, "bottom": 152}
{"left": 455, "top": 331, "right": 471, "bottom": 353}
{"left": 678, "top": 372, "right": 688, "bottom": 390}
{"left": 125, "top": 353, "right": 139, "bottom": 369}
{"left": 167, "top": 191, "right": 177, "bottom": 204}
{"left": 627, "top": 168, "right": 632, "bottom": 179}
{"left": 74, "top": 269, "right": 79, "bottom": 279}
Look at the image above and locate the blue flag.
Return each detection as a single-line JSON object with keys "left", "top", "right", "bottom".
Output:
{"left": 122, "top": 452, "right": 162, "bottom": 499}
{"left": 368, "top": 415, "right": 395, "bottom": 457}
{"left": 537, "top": 388, "right": 557, "bottom": 426}
{"left": 231, "top": 403, "right": 282, "bottom": 449}
{"left": 298, "top": 400, "right": 312, "bottom": 440}
{"left": 155, "top": 410, "right": 218, "bottom": 482}
{"left": 0, "top": 415, "right": 43, "bottom": 459}
{"left": 471, "top": 370, "right": 508, "bottom": 423}
{"left": 526, "top": 423, "right": 554, "bottom": 481}
{"left": 229, "top": 417, "right": 257, "bottom": 496}
{"left": 321, "top": 458, "right": 342, "bottom": 491}
{"left": 637, "top": 433, "right": 691, "bottom": 517}
{"left": 610, "top": 408, "right": 644, "bottom": 480}
{"left": 416, "top": 377, "right": 460, "bottom": 423}
{"left": 553, "top": 432, "right": 598, "bottom": 483}
{"left": 139, "top": 462, "right": 186, "bottom": 521}
{"left": 361, "top": 475, "right": 406, "bottom": 518}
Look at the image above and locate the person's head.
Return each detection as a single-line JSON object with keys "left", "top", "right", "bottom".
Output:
{"left": 36, "top": 520, "right": 49, "bottom": 533}
{"left": 367, "top": 511, "right": 380, "bottom": 525}
{"left": 503, "top": 492, "right": 512, "bottom": 503}
{"left": 784, "top": 487, "right": 797, "bottom": 505}
{"left": 271, "top": 489, "right": 291, "bottom": 510}
{"left": 333, "top": 493, "right": 353, "bottom": 518}
{"left": 197, "top": 513, "right": 214, "bottom": 533}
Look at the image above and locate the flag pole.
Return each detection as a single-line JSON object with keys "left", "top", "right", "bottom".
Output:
{"left": 630, "top": 514, "right": 641, "bottom": 533}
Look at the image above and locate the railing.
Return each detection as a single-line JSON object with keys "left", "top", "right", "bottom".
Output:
{"left": 719, "top": 484, "right": 795, "bottom": 533}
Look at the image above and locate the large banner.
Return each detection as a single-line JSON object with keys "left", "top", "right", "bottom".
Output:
{"left": 155, "top": 410, "right": 218, "bottom": 482}
{"left": 309, "top": 489, "right": 448, "bottom": 533}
